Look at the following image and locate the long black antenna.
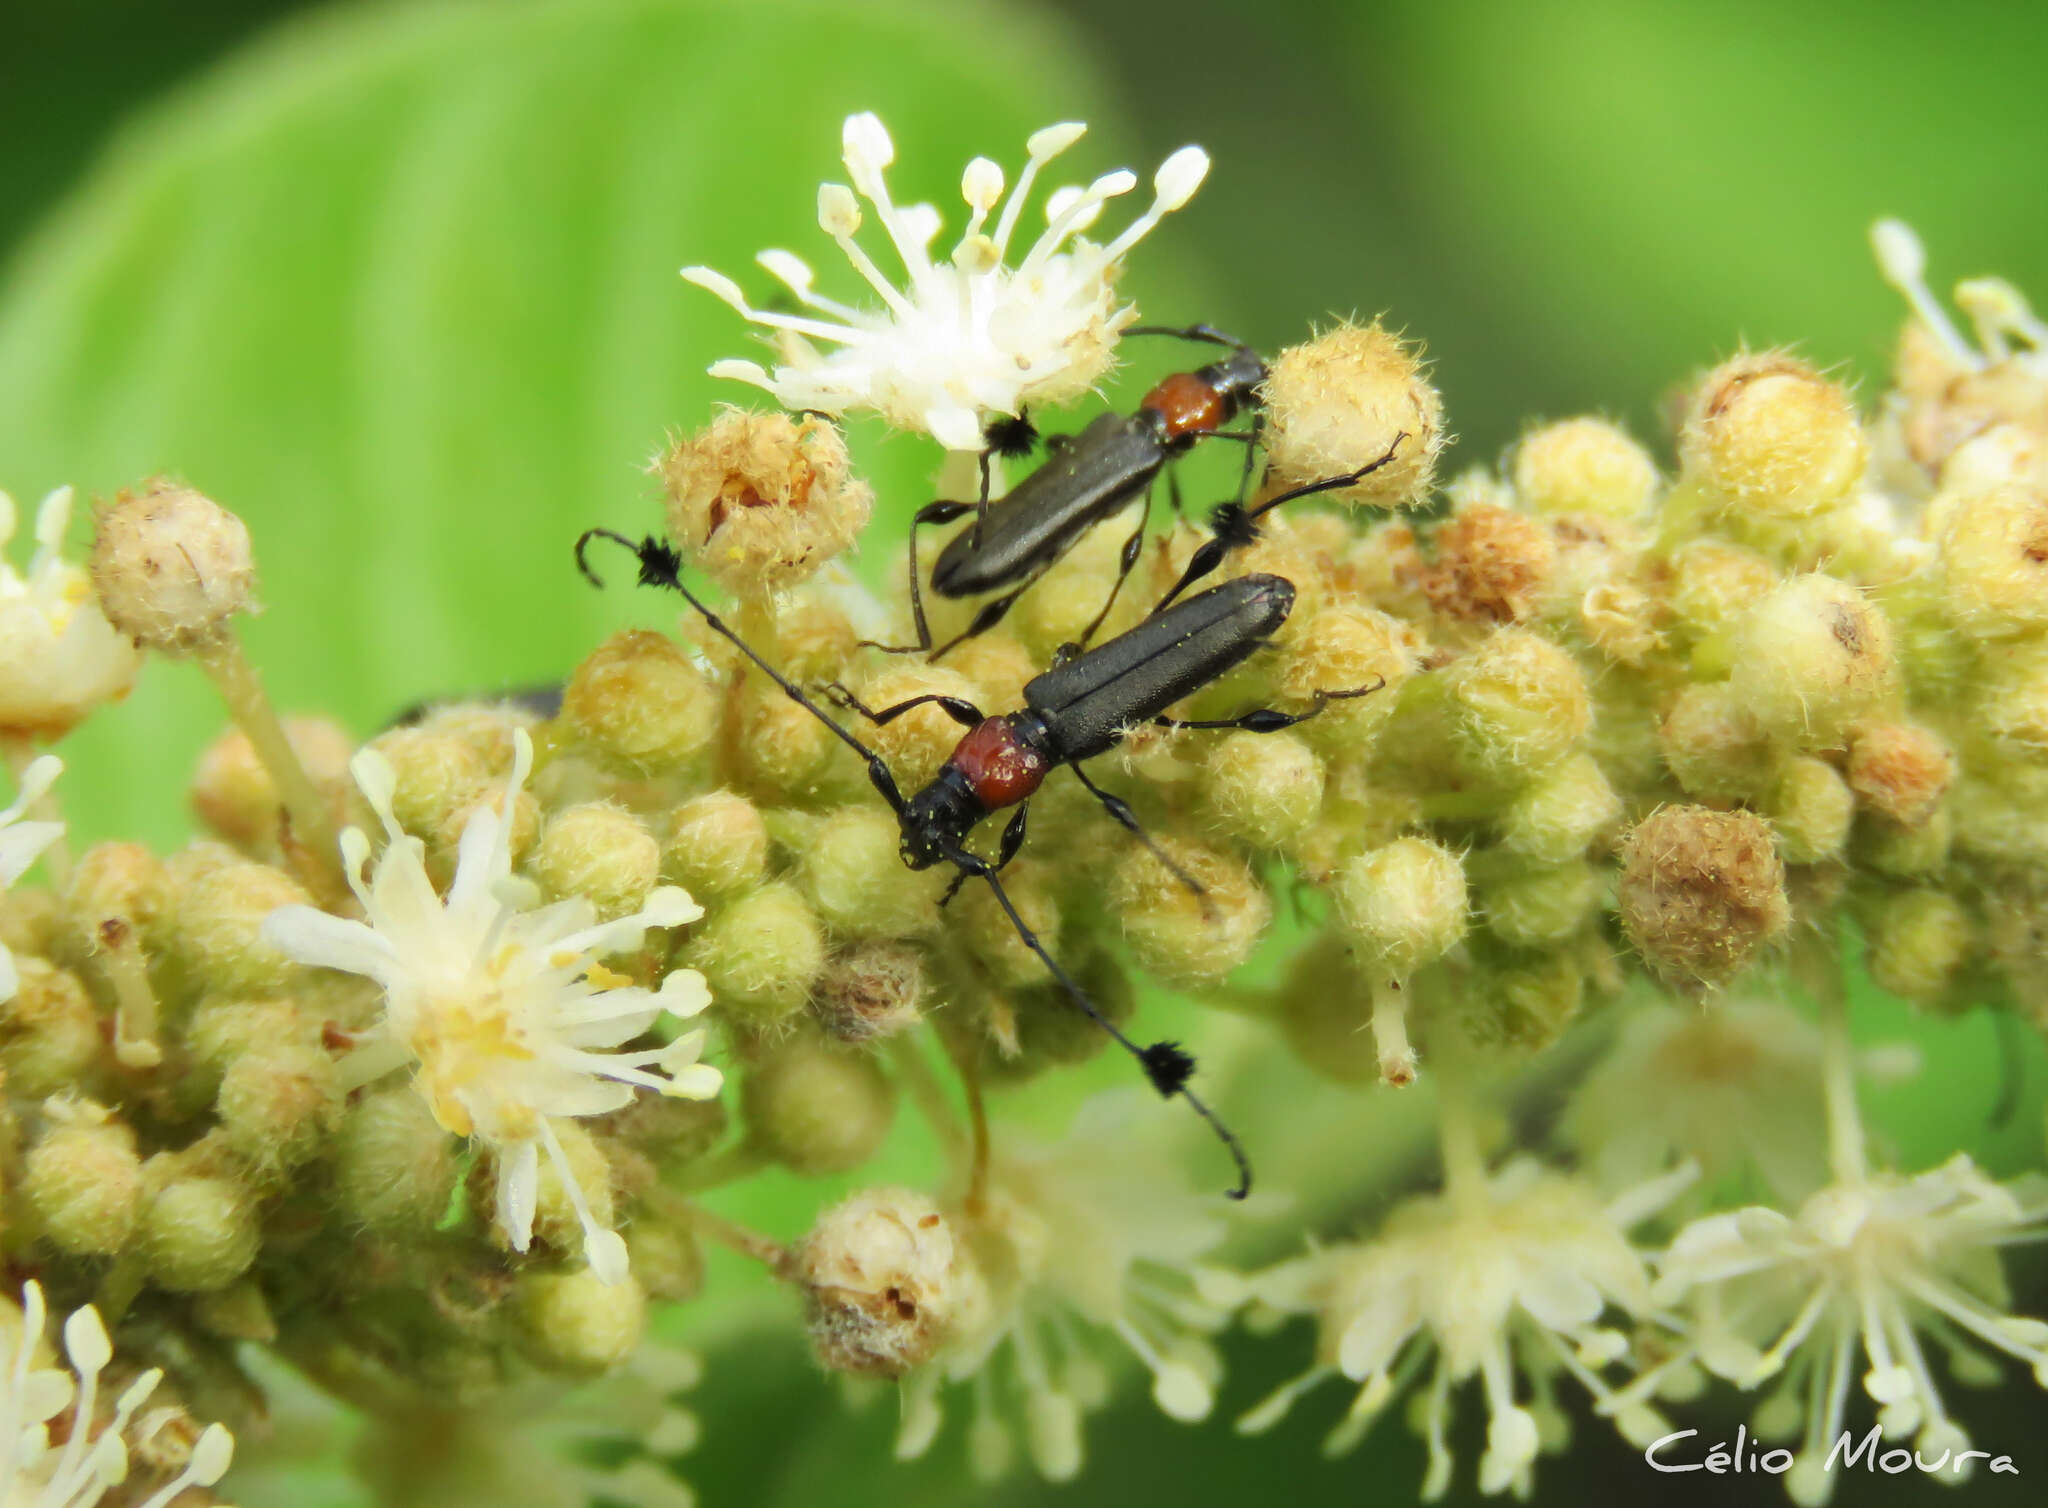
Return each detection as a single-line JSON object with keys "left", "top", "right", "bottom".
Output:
{"left": 575, "top": 528, "right": 1252, "bottom": 1198}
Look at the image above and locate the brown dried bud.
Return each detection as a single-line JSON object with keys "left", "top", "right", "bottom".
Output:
{"left": 813, "top": 942, "right": 926, "bottom": 1043}
{"left": 1421, "top": 504, "right": 1557, "bottom": 623}
{"left": 1618, "top": 805, "right": 1790, "bottom": 988}
{"left": 1846, "top": 722, "right": 1953, "bottom": 828}
{"left": 795, "top": 1188, "right": 957, "bottom": 1378}
{"left": 90, "top": 480, "right": 255, "bottom": 650}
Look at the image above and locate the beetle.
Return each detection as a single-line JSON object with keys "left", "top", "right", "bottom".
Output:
{"left": 578, "top": 528, "right": 1382, "bottom": 1197}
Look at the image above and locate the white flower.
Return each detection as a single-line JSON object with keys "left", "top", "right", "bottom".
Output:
{"left": 1237, "top": 1158, "right": 1697, "bottom": 1500}
{"left": 0, "top": 487, "right": 140, "bottom": 737}
{"left": 260, "top": 727, "right": 719, "bottom": 1283}
{"left": 1650, "top": 1154, "right": 2048, "bottom": 1506}
{"left": 895, "top": 1093, "right": 1242, "bottom": 1481}
{"left": 0, "top": 753, "right": 64, "bottom": 1004}
{"left": 0, "top": 1280, "right": 235, "bottom": 1508}
{"left": 684, "top": 112, "right": 1210, "bottom": 450}
{"left": 1873, "top": 219, "right": 2048, "bottom": 379}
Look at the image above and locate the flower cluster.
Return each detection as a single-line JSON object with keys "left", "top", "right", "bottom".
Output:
{"left": 1, "top": 109, "right": 2046, "bottom": 1508}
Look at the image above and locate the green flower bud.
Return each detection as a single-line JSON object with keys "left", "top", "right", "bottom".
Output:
{"left": 964, "top": 947, "right": 1135, "bottom": 1082}
{"left": 161, "top": 846, "right": 310, "bottom": 994}
{"left": 626, "top": 1219, "right": 705, "bottom": 1305}
{"left": 1679, "top": 353, "right": 1866, "bottom": 520}
{"left": 141, "top": 1172, "right": 260, "bottom": 1291}
{"left": 1664, "top": 539, "right": 1779, "bottom": 640}
{"left": 532, "top": 802, "right": 660, "bottom": 920}
{"left": 1512, "top": 416, "right": 1660, "bottom": 519}
{"left": 1977, "top": 636, "right": 2048, "bottom": 759}
{"left": 362, "top": 727, "right": 491, "bottom": 842}
{"left": 24, "top": 1100, "right": 143, "bottom": 1255}
{"left": 813, "top": 941, "right": 927, "bottom": 1043}
{"left": 58, "top": 841, "right": 163, "bottom": 953}
{"left": 1618, "top": 806, "right": 1789, "bottom": 989}
{"left": 731, "top": 673, "right": 838, "bottom": 799}
{"left": 191, "top": 717, "right": 353, "bottom": 851}
{"left": 1337, "top": 837, "right": 1468, "bottom": 977}
{"left": 1109, "top": 838, "right": 1271, "bottom": 987}
{"left": 0, "top": 958, "right": 105, "bottom": 1096}
{"left": 1656, "top": 682, "right": 1777, "bottom": 801}
{"left": 1274, "top": 934, "right": 1379, "bottom": 1082}
{"left": 796, "top": 1187, "right": 957, "bottom": 1378}
{"left": 802, "top": 807, "right": 946, "bottom": 938}
{"left": 1866, "top": 888, "right": 1972, "bottom": 1003}
{"left": 1202, "top": 731, "right": 1325, "bottom": 848}
{"left": 562, "top": 630, "right": 716, "bottom": 771}
{"left": 686, "top": 881, "right": 824, "bottom": 1024}
{"left": 1765, "top": 756, "right": 1855, "bottom": 864}
{"left": 1481, "top": 861, "right": 1602, "bottom": 948}
{"left": 193, "top": 1279, "right": 279, "bottom": 1342}
{"left": 601, "top": 1092, "right": 728, "bottom": 1169}
{"left": 1727, "top": 575, "right": 1897, "bottom": 748}
{"left": 332, "top": 1084, "right": 459, "bottom": 1232}
{"left": 1935, "top": 481, "right": 2048, "bottom": 638}
{"left": 1495, "top": 752, "right": 1622, "bottom": 865}
{"left": 1854, "top": 805, "right": 1953, "bottom": 879}
{"left": 216, "top": 1042, "right": 342, "bottom": 1175}
{"left": 743, "top": 1038, "right": 896, "bottom": 1176}
{"left": 953, "top": 863, "right": 1061, "bottom": 990}
{"left": 517, "top": 1267, "right": 648, "bottom": 1376}
{"left": 1444, "top": 628, "right": 1590, "bottom": 779}
{"left": 661, "top": 791, "right": 768, "bottom": 899}
{"left": 1452, "top": 943, "right": 1586, "bottom": 1054}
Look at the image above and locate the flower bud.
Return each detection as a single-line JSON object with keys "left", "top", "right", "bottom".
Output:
{"left": 1454, "top": 943, "right": 1586, "bottom": 1053}
{"left": 1578, "top": 579, "right": 1664, "bottom": 666}
{"left": 1274, "top": 934, "right": 1379, "bottom": 1081}
{"left": 0, "top": 486, "right": 141, "bottom": 738}
{"left": 1679, "top": 354, "right": 1866, "bottom": 519}
{"left": 1846, "top": 722, "right": 1952, "bottom": 828}
{"left": 684, "top": 882, "right": 824, "bottom": 1024}
{"left": 953, "top": 862, "right": 1060, "bottom": 988}
{"left": 1976, "top": 636, "right": 2048, "bottom": 759}
{"left": 532, "top": 803, "right": 660, "bottom": 920}
{"left": 1201, "top": 731, "right": 1324, "bottom": 848}
{"left": 968, "top": 946, "right": 1135, "bottom": 1082}
{"left": 1512, "top": 417, "right": 1660, "bottom": 519}
{"left": 628, "top": 1220, "right": 706, "bottom": 1304}
{"left": 743, "top": 1037, "right": 896, "bottom": 1175}
{"left": 140, "top": 1172, "right": 261, "bottom": 1290}
{"left": 1866, "top": 888, "right": 1971, "bottom": 1003}
{"left": 796, "top": 1188, "right": 957, "bottom": 1378}
{"left": 1765, "top": 756, "right": 1854, "bottom": 864}
{"left": 1727, "top": 575, "right": 1897, "bottom": 748}
{"left": 851, "top": 665, "right": 980, "bottom": 791}
{"left": 562, "top": 630, "right": 716, "bottom": 771}
{"left": 730, "top": 673, "right": 838, "bottom": 798}
{"left": 1481, "top": 862, "right": 1601, "bottom": 948}
{"left": 363, "top": 727, "right": 491, "bottom": 840}
{"left": 89, "top": 480, "right": 255, "bottom": 650}
{"left": 161, "top": 847, "right": 310, "bottom": 993}
{"left": 59, "top": 840, "right": 163, "bottom": 949}
{"left": 332, "top": 1084, "right": 460, "bottom": 1232}
{"left": 519, "top": 1118, "right": 618, "bottom": 1263}
{"left": 24, "top": 1100, "right": 142, "bottom": 1255}
{"left": 1271, "top": 605, "right": 1414, "bottom": 752}
{"left": 1260, "top": 321, "right": 1444, "bottom": 506}
{"left": 192, "top": 717, "right": 352, "bottom": 850}
{"left": 656, "top": 409, "right": 872, "bottom": 594}
{"left": 0, "top": 959, "right": 106, "bottom": 1096}
{"left": 216, "top": 1042, "right": 342, "bottom": 1174}
{"left": 813, "top": 941, "right": 926, "bottom": 1042}
{"left": 1109, "top": 838, "right": 1270, "bottom": 987}
{"left": 662, "top": 791, "right": 769, "bottom": 899}
{"left": 1656, "top": 682, "right": 1776, "bottom": 801}
{"left": 1935, "top": 482, "right": 2048, "bottom": 637}
{"left": 770, "top": 592, "right": 861, "bottom": 681}
{"left": 1618, "top": 806, "right": 1789, "bottom": 988}
{"left": 1495, "top": 753, "right": 1622, "bottom": 865}
{"left": 1664, "top": 540, "right": 1778, "bottom": 639}
{"left": 518, "top": 1267, "right": 647, "bottom": 1375}
{"left": 1854, "top": 804, "right": 1953, "bottom": 879}
{"left": 1422, "top": 504, "right": 1557, "bottom": 624}
{"left": 1337, "top": 837, "right": 1467, "bottom": 976}
{"left": 940, "top": 633, "right": 1036, "bottom": 714}
{"left": 803, "top": 807, "right": 946, "bottom": 938}
{"left": 1444, "top": 629, "right": 1591, "bottom": 779}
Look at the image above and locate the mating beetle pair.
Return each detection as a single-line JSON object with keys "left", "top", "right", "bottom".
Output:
{"left": 581, "top": 331, "right": 1406, "bottom": 1197}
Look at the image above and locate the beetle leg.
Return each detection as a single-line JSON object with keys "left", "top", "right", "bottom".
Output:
{"left": 1072, "top": 487, "right": 1152, "bottom": 652}
{"left": 1152, "top": 676, "right": 1388, "bottom": 735}
{"left": 823, "top": 686, "right": 986, "bottom": 730}
{"left": 1067, "top": 762, "right": 1215, "bottom": 915}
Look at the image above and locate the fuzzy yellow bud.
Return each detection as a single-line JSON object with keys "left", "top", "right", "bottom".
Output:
{"left": 562, "top": 630, "right": 717, "bottom": 771}
{"left": 953, "top": 862, "right": 1061, "bottom": 989}
{"left": 731, "top": 673, "right": 838, "bottom": 798}
{"left": 1846, "top": 721, "right": 1953, "bottom": 828}
{"left": 141, "top": 1172, "right": 261, "bottom": 1291}
{"left": 160, "top": 847, "right": 310, "bottom": 993}
{"left": 0, "top": 959, "right": 102, "bottom": 1095}
{"left": 662, "top": 791, "right": 769, "bottom": 898}
{"left": 1680, "top": 354, "right": 1867, "bottom": 519}
{"left": 796, "top": 1188, "right": 957, "bottom": 1378}
{"left": 1337, "top": 837, "right": 1467, "bottom": 976}
{"left": 1656, "top": 682, "right": 1776, "bottom": 801}
{"left": 1512, "top": 417, "right": 1660, "bottom": 519}
{"left": 1855, "top": 804, "right": 1953, "bottom": 880}
{"left": 1201, "top": 731, "right": 1324, "bottom": 848}
{"left": 656, "top": 408, "right": 872, "bottom": 594}
{"left": 532, "top": 803, "right": 660, "bottom": 920}
{"left": 1977, "top": 638, "right": 2048, "bottom": 759}
{"left": 363, "top": 727, "right": 491, "bottom": 840}
{"left": 60, "top": 840, "right": 163, "bottom": 946}
{"left": 216, "top": 1042, "right": 342, "bottom": 1174}
{"left": 1481, "top": 862, "right": 1601, "bottom": 948}
{"left": 1618, "top": 806, "right": 1789, "bottom": 988}
{"left": 1866, "top": 888, "right": 1971, "bottom": 1003}
{"left": 191, "top": 716, "right": 352, "bottom": 850}
{"left": 1764, "top": 756, "right": 1855, "bottom": 864}
{"left": 89, "top": 480, "right": 256, "bottom": 650}
{"left": 683, "top": 881, "right": 824, "bottom": 1023}
{"left": 1421, "top": 504, "right": 1557, "bottom": 624}
{"left": 332, "top": 1084, "right": 459, "bottom": 1232}
{"left": 1108, "top": 838, "right": 1271, "bottom": 987}
{"left": 744, "top": 1038, "right": 896, "bottom": 1175}
{"left": 522, "top": 1118, "right": 618, "bottom": 1262}
{"left": 518, "top": 1268, "right": 647, "bottom": 1375}
{"left": 1272, "top": 605, "right": 1413, "bottom": 752}
{"left": 1665, "top": 540, "right": 1779, "bottom": 639}
{"left": 1935, "top": 482, "right": 2048, "bottom": 637}
{"left": 1495, "top": 752, "right": 1622, "bottom": 865}
{"left": 1444, "top": 628, "right": 1591, "bottom": 778}
{"left": 803, "top": 807, "right": 946, "bottom": 938}
{"left": 24, "top": 1101, "right": 143, "bottom": 1255}
{"left": 1260, "top": 321, "right": 1445, "bottom": 506}
{"left": 814, "top": 941, "right": 927, "bottom": 1043}
{"left": 851, "top": 665, "right": 981, "bottom": 791}
{"left": 1727, "top": 574, "right": 1896, "bottom": 747}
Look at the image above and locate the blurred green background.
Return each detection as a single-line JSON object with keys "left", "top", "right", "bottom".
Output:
{"left": 3, "top": 1, "right": 2046, "bottom": 1504}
